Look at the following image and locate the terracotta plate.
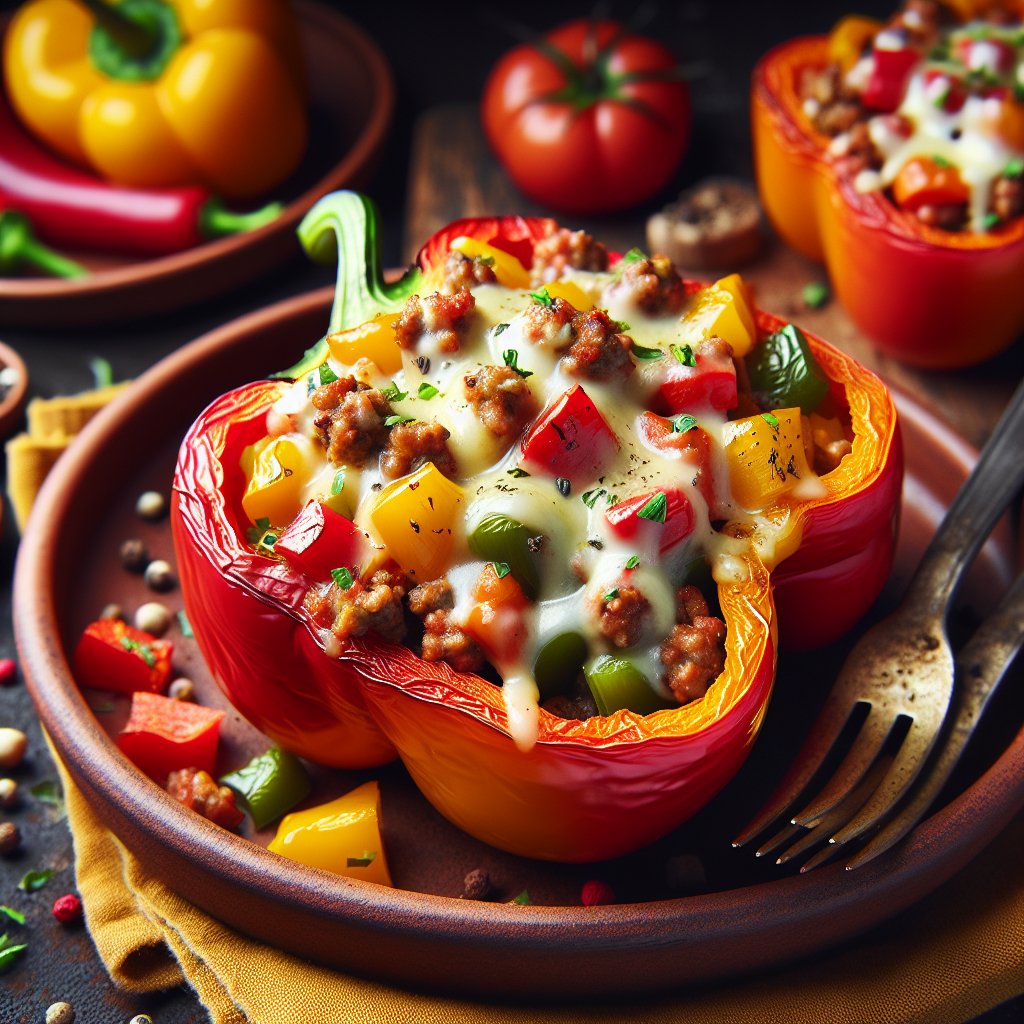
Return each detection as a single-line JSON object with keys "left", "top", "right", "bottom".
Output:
{"left": 14, "top": 288, "right": 1024, "bottom": 998}
{"left": 0, "top": 3, "right": 392, "bottom": 328}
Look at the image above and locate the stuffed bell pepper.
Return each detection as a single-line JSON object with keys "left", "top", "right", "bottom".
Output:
{"left": 172, "top": 191, "right": 902, "bottom": 863}
{"left": 753, "top": 0, "right": 1024, "bottom": 367}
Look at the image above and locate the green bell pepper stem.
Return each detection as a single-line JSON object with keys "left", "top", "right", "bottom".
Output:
{"left": 277, "top": 191, "right": 421, "bottom": 380}
{"left": 220, "top": 747, "right": 311, "bottom": 830}
{"left": 745, "top": 322, "right": 829, "bottom": 415}
{"left": 533, "top": 631, "right": 587, "bottom": 700}
{"left": 584, "top": 654, "right": 675, "bottom": 717}
{"left": 468, "top": 512, "right": 542, "bottom": 600}
{"left": 0, "top": 211, "right": 88, "bottom": 279}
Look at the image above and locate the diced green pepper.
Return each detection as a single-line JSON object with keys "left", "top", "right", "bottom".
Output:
{"left": 533, "top": 631, "right": 587, "bottom": 699}
{"left": 584, "top": 655, "right": 675, "bottom": 717}
{"left": 745, "top": 323, "right": 829, "bottom": 414}
{"left": 220, "top": 747, "right": 311, "bottom": 830}
{"left": 468, "top": 513, "right": 541, "bottom": 600}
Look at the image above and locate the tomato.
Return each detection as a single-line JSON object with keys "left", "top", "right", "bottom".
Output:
{"left": 481, "top": 18, "right": 691, "bottom": 214}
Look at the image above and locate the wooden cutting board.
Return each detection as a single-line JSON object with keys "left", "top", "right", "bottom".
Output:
{"left": 404, "top": 103, "right": 1017, "bottom": 450}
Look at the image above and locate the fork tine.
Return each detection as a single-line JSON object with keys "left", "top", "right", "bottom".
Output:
{"left": 844, "top": 573, "right": 1024, "bottom": 870}
{"left": 732, "top": 691, "right": 867, "bottom": 847}
{"left": 791, "top": 703, "right": 901, "bottom": 826}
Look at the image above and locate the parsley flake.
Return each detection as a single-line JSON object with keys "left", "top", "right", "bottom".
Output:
{"left": 0, "top": 934, "right": 27, "bottom": 971}
{"left": 331, "top": 469, "right": 346, "bottom": 496}
{"left": 417, "top": 382, "right": 440, "bottom": 399}
{"left": 346, "top": 851, "right": 377, "bottom": 868}
{"left": 802, "top": 280, "right": 830, "bottom": 309}
{"left": 331, "top": 567, "right": 355, "bottom": 590}
{"left": 503, "top": 348, "right": 534, "bottom": 377}
{"left": 510, "top": 890, "right": 533, "bottom": 905}
{"left": 932, "top": 153, "right": 951, "bottom": 168}
{"left": 18, "top": 869, "right": 54, "bottom": 893}
{"left": 983, "top": 211, "right": 1002, "bottom": 230}
{"left": 630, "top": 341, "right": 664, "bottom": 361}
{"left": 493, "top": 322, "right": 510, "bottom": 336}
{"left": 672, "top": 414, "right": 698, "bottom": 434}
{"left": 581, "top": 487, "right": 606, "bottom": 509}
{"left": 491, "top": 561, "right": 512, "bottom": 579}
{"left": 622, "top": 247, "right": 647, "bottom": 263}
{"left": 530, "top": 287, "right": 554, "bottom": 307}
{"left": 380, "top": 381, "right": 408, "bottom": 402}
{"left": 670, "top": 343, "right": 696, "bottom": 367}
{"left": 507, "top": 467, "right": 530, "bottom": 479}
{"left": 1005, "top": 158, "right": 1024, "bottom": 179}
{"left": 603, "top": 588, "right": 619, "bottom": 602}
{"left": 177, "top": 610, "right": 194, "bottom": 638}
{"left": 0, "top": 907, "right": 25, "bottom": 926}
{"left": 637, "top": 492, "right": 668, "bottom": 523}
{"left": 318, "top": 363, "right": 339, "bottom": 386}
{"left": 384, "top": 414, "right": 416, "bottom": 427}
{"left": 119, "top": 635, "right": 156, "bottom": 668}
{"left": 761, "top": 412, "right": 780, "bottom": 430}
{"left": 625, "top": 554, "right": 641, "bottom": 570}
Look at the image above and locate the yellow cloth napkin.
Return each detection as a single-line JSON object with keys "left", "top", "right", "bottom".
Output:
{"left": 56, "top": 754, "right": 1023, "bottom": 1024}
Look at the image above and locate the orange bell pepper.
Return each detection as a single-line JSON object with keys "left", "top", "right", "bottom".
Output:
{"left": 172, "top": 191, "right": 901, "bottom": 862}
{"left": 752, "top": 32, "right": 1024, "bottom": 368}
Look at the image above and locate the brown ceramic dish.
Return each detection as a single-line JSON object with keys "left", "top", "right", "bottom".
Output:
{"left": 0, "top": 339, "right": 28, "bottom": 439}
{"left": 0, "top": 3, "right": 392, "bottom": 328}
{"left": 14, "top": 288, "right": 1024, "bottom": 999}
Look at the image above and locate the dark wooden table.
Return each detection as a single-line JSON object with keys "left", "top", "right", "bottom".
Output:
{"left": 0, "top": 2, "right": 1021, "bottom": 1021}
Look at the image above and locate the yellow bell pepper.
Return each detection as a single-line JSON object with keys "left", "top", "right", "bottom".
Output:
{"left": 241, "top": 433, "right": 318, "bottom": 527}
{"left": 544, "top": 278, "right": 593, "bottom": 310}
{"left": 3, "top": 0, "right": 307, "bottom": 198}
{"left": 722, "top": 408, "right": 813, "bottom": 510}
{"left": 678, "top": 273, "right": 757, "bottom": 357}
{"left": 267, "top": 780, "right": 392, "bottom": 886}
{"left": 369, "top": 462, "right": 464, "bottom": 582}
{"left": 826, "top": 15, "right": 882, "bottom": 72}
{"left": 326, "top": 313, "right": 403, "bottom": 375}
{"left": 449, "top": 236, "right": 531, "bottom": 289}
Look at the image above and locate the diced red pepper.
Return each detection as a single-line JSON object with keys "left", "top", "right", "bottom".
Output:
{"left": 117, "top": 691, "right": 225, "bottom": 782}
{"left": 520, "top": 384, "right": 619, "bottom": 482}
{"left": 605, "top": 488, "right": 695, "bottom": 552}
{"left": 274, "top": 499, "right": 371, "bottom": 581}
{"left": 862, "top": 47, "right": 920, "bottom": 112}
{"left": 464, "top": 564, "right": 529, "bottom": 664}
{"left": 654, "top": 346, "right": 737, "bottom": 415}
{"left": 637, "top": 412, "right": 717, "bottom": 512}
{"left": 923, "top": 69, "right": 967, "bottom": 113}
{"left": 73, "top": 619, "right": 173, "bottom": 695}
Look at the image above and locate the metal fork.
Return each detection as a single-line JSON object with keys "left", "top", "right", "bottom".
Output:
{"left": 733, "top": 377, "right": 1024, "bottom": 871}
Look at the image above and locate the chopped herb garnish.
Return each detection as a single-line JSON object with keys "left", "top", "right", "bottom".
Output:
{"left": 510, "top": 890, "right": 532, "bottom": 905}
{"left": 491, "top": 561, "right": 512, "bottom": 579}
{"left": 30, "top": 781, "right": 65, "bottom": 816}
{"left": 603, "top": 588, "right": 619, "bottom": 602}
{"left": 417, "top": 382, "right": 440, "bottom": 399}
{"left": 637, "top": 492, "right": 668, "bottom": 523}
{"left": 0, "top": 907, "right": 25, "bottom": 926}
{"left": 346, "top": 851, "right": 377, "bottom": 868}
{"left": 672, "top": 414, "right": 698, "bottom": 434}
{"left": 613, "top": 320, "right": 631, "bottom": 332}
{"left": 246, "top": 517, "right": 273, "bottom": 543}
{"left": 670, "top": 343, "right": 696, "bottom": 367}
{"left": 493, "top": 322, "right": 510, "bottom": 336}
{"left": 380, "top": 381, "right": 408, "bottom": 402}
{"left": 932, "top": 153, "right": 951, "bottom": 168}
{"left": 622, "top": 247, "right": 647, "bottom": 263}
{"left": 581, "top": 487, "right": 606, "bottom": 509}
{"left": 177, "top": 610, "right": 193, "bottom": 638}
{"left": 318, "top": 363, "right": 339, "bottom": 386}
{"left": 330, "top": 469, "right": 346, "bottom": 496}
{"left": 477, "top": 255, "right": 495, "bottom": 267}
{"left": 555, "top": 477, "right": 571, "bottom": 497}
{"left": 331, "top": 567, "right": 355, "bottom": 590}
{"left": 90, "top": 356, "right": 114, "bottom": 389}
{"left": 625, "top": 554, "right": 641, "bottom": 570}
{"left": 0, "top": 934, "right": 27, "bottom": 971}
{"left": 1004, "top": 158, "right": 1024, "bottom": 179}
{"left": 384, "top": 414, "right": 416, "bottom": 427}
{"left": 761, "top": 412, "right": 780, "bottom": 430}
{"left": 802, "top": 281, "right": 830, "bottom": 309}
{"left": 18, "top": 869, "right": 54, "bottom": 893}
{"left": 630, "top": 341, "right": 663, "bottom": 360}
{"left": 983, "top": 211, "right": 1002, "bottom": 230}
{"left": 530, "top": 287, "right": 554, "bottom": 307}
{"left": 119, "top": 635, "right": 156, "bottom": 668}
{"left": 507, "top": 467, "right": 530, "bottom": 478}
{"left": 502, "top": 348, "right": 534, "bottom": 377}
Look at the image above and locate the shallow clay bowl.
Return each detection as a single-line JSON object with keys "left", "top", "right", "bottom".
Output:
{"left": 14, "top": 288, "right": 1024, "bottom": 998}
{"left": 0, "top": 2, "right": 393, "bottom": 327}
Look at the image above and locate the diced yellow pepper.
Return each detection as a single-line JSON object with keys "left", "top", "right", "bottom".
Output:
{"left": 722, "top": 408, "right": 813, "bottom": 510}
{"left": 369, "top": 462, "right": 464, "bottom": 581}
{"left": 679, "top": 273, "right": 757, "bottom": 357}
{"left": 827, "top": 16, "right": 883, "bottom": 72}
{"left": 450, "top": 236, "right": 531, "bottom": 289}
{"left": 544, "top": 279, "right": 593, "bottom": 310}
{"left": 267, "top": 781, "right": 392, "bottom": 886}
{"left": 326, "top": 312, "right": 402, "bottom": 374}
{"left": 241, "top": 434, "right": 318, "bottom": 527}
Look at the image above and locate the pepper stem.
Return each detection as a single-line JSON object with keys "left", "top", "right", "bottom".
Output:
{"left": 76, "top": 0, "right": 154, "bottom": 58}
{"left": 0, "top": 212, "right": 88, "bottom": 279}
{"left": 198, "top": 198, "right": 285, "bottom": 239}
{"left": 275, "top": 191, "right": 421, "bottom": 379}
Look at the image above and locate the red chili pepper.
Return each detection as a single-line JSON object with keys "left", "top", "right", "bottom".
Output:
{"left": 73, "top": 619, "right": 172, "bottom": 695}
{"left": 117, "top": 691, "right": 225, "bottom": 781}
{"left": 519, "top": 383, "right": 619, "bottom": 482}
{"left": 0, "top": 91, "right": 282, "bottom": 257}
{"left": 274, "top": 499, "right": 373, "bottom": 581}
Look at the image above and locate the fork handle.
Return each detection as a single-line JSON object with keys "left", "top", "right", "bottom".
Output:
{"left": 905, "top": 376, "right": 1024, "bottom": 616}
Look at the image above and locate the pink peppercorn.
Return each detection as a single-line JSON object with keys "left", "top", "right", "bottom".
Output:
{"left": 52, "top": 893, "right": 83, "bottom": 925}
{"left": 581, "top": 879, "right": 615, "bottom": 907}
{"left": 0, "top": 658, "right": 17, "bottom": 686}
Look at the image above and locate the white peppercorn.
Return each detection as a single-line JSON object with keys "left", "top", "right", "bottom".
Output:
{"left": 46, "top": 1003, "right": 75, "bottom": 1024}
{"left": 119, "top": 538, "right": 149, "bottom": 573}
{"left": 144, "top": 559, "right": 175, "bottom": 592}
{"left": 99, "top": 603, "right": 125, "bottom": 622}
{"left": 0, "top": 821, "right": 21, "bottom": 855}
{"left": 168, "top": 677, "right": 195, "bottom": 702}
{"left": 0, "top": 727, "right": 27, "bottom": 769}
{"left": 134, "top": 602, "right": 173, "bottom": 636}
{"left": 0, "top": 777, "right": 18, "bottom": 808}
{"left": 135, "top": 490, "right": 167, "bottom": 520}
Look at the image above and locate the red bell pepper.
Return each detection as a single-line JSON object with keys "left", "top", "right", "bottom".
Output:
{"left": 116, "top": 690, "right": 224, "bottom": 782}
{"left": 653, "top": 341, "right": 737, "bottom": 414}
{"left": 605, "top": 489, "right": 695, "bottom": 553}
{"left": 172, "top": 191, "right": 901, "bottom": 861}
{"left": 519, "top": 383, "right": 619, "bottom": 482}
{"left": 274, "top": 499, "right": 373, "bottom": 582}
{"left": 752, "top": 28, "right": 1024, "bottom": 367}
{"left": 861, "top": 46, "right": 919, "bottom": 112}
{"left": 73, "top": 618, "right": 173, "bottom": 695}
{"left": 0, "top": 90, "right": 281, "bottom": 257}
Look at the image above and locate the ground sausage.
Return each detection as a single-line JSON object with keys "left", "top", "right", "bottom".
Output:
{"left": 380, "top": 419, "right": 457, "bottom": 479}
{"left": 612, "top": 254, "right": 687, "bottom": 315}
{"left": 395, "top": 289, "right": 476, "bottom": 354}
{"left": 441, "top": 250, "right": 498, "bottom": 294}
{"left": 312, "top": 377, "right": 391, "bottom": 467}
{"left": 598, "top": 584, "right": 651, "bottom": 649}
{"left": 167, "top": 768, "right": 244, "bottom": 829}
{"left": 562, "top": 306, "right": 636, "bottom": 382}
{"left": 463, "top": 364, "right": 537, "bottom": 440}
{"left": 408, "top": 577, "right": 485, "bottom": 672}
{"left": 992, "top": 174, "right": 1024, "bottom": 222}
{"left": 319, "top": 567, "right": 409, "bottom": 643}
{"left": 521, "top": 294, "right": 575, "bottom": 348}
{"left": 660, "top": 584, "right": 726, "bottom": 705}
{"left": 530, "top": 227, "right": 609, "bottom": 285}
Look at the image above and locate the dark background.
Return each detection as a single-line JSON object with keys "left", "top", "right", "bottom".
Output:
{"left": 1, "top": 2, "right": 1021, "bottom": 1022}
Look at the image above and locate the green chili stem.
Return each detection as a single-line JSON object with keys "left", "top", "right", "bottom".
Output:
{"left": 0, "top": 212, "right": 88, "bottom": 279}
{"left": 199, "top": 198, "right": 285, "bottom": 239}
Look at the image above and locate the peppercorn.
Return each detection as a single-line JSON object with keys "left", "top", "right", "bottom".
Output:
{"left": 134, "top": 602, "right": 172, "bottom": 636}
{"left": 0, "top": 658, "right": 16, "bottom": 686}
{"left": 129, "top": 1016, "right": 154, "bottom": 1024}
{"left": 0, "top": 820, "right": 21, "bottom": 855}
{"left": 144, "top": 559, "right": 175, "bottom": 592}
{"left": 167, "top": 678, "right": 195, "bottom": 702}
{"left": 0, "top": 727, "right": 27, "bottom": 769}
{"left": 462, "top": 867, "right": 493, "bottom": 900}
{"left": 52, "top": 892, "right": 83, "bottom": 925}
{"left": 45, "top": 1003, "right": 75, "bottom": 1024}
{"left": 0, "top": 778, "right": 19, "bottom": 809}
{"left": 581, "top": 879, "right": 615, "bottom": 906}
{"left": 120, "top": 538, "right": 149, "bottom": 573}
{"left": 99, "top": 603, "right": 126, "bottom": 622}
{"left": 136, "top": 490, "right": 167, "bottom": 521}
